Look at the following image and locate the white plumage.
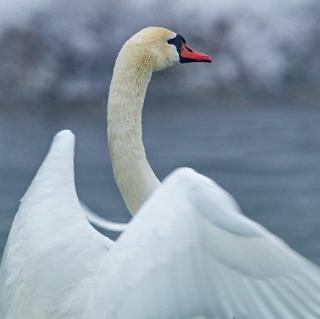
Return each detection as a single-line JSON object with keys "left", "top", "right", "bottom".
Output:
{"left": 1, "top": 130, "right": 320, "bottom": 318}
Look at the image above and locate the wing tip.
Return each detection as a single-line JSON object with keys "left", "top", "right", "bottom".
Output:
{"left": 48, "top": 129, "right": 75, "bottom": 158}
{"left": 54, "top": 129, "right": 74, "bottom": 137}
{"left": 53, "top": 129, "right": 75, "bottom": 145}
{"left": 170, "top": 167, "right": 197, "bottom": 179}
{"left": 167, "top": 167, "right": 212, "bottom": 189}
{"left": 20, "top": 130, "right": 77, "bottom": 203}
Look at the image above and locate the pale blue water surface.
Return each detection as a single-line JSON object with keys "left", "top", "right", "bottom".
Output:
{"left": 0, "top": 101, "right": 319, "bottom": 264}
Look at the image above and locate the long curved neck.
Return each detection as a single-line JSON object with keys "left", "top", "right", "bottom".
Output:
{"left": 107, "top": 44, "right": 160, "bottom": 215}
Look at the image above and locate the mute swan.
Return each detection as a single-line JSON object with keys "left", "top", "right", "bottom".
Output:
{"left": 1, "top": 26, "right": 320, "bottom": 319}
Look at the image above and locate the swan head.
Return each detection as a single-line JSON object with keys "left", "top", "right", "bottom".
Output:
{"left": 125, "top": 27, "right": 212, "bottom": 71}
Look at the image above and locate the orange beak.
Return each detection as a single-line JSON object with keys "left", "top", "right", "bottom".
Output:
{"left": 180, "top": 43, "right": 213, "bottom": 63}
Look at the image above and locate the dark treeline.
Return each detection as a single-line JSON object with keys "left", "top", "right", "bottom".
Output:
{"left": 0, "top": 0, "right": 319, "bottom": 114}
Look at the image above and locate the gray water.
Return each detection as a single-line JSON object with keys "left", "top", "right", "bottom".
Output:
{"left": 1, "top": 101, "right": 320, "bottom": 264}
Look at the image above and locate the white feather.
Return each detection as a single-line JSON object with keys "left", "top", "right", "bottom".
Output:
{"left": 1, "top": 131, "right": 320, "bottom": 318}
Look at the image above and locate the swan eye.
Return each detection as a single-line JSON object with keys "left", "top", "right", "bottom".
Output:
{"left": 167, "top": 34, "right": 186, "bottom": 59}
{"left": 167, "top": 34, "right": 186, "bottom": 47}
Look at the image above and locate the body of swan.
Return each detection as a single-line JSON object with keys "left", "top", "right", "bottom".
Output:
{"left": 0, "top": 27, "right": 320, "bottom": 319}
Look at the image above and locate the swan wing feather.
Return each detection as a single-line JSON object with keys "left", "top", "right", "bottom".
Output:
{"left": 93, "top": 167, "right": 320, "bottom": 319}
{"left": 0, "top": 130, "right": 111, "bottom": 319}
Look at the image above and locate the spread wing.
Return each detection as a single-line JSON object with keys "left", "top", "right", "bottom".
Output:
{"left": 0, "top": 131, "right": 112, "bottom": 319}
{"left": 92, "top": 168, "right": 320, "bottom": 319}
{"left": 1, "top": 130, "right": 320, "bottom": 319}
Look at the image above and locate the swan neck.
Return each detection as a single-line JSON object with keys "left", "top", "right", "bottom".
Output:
{"left": 107, "top": 45, "right": 160, "bottom": 215}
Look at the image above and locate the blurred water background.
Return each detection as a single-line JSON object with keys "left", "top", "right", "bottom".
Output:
{"left": 0, "top": 0, "right": 319, "bottom": 262}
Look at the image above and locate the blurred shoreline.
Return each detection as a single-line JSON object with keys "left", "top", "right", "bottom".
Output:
{"left": 1, "top": 86, "right": 319, "bottom": 117}
{"left": 0, "top": 0, "right": 319, "bottom": 115}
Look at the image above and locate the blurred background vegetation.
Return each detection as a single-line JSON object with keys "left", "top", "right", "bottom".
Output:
{"left": 0, "top": 0, "right": 320, "bottom": 114}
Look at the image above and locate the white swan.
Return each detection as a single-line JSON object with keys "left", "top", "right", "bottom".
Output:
{"left": 1, "top": 26, "right": 320, "bottom": 319}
